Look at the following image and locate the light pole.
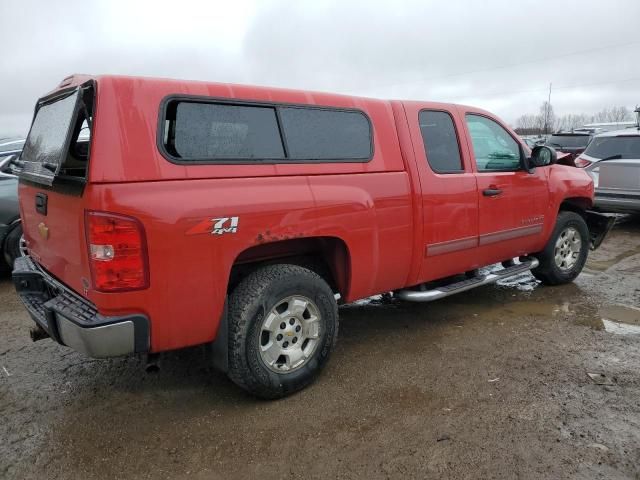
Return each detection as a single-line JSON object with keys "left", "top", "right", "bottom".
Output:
{"left": 544, "top": 83, "right": 552, "bottom": 136}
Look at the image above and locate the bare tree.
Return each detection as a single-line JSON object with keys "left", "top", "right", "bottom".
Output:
{"left": 590, "top": 106, "right": 634, "bottom": 123}
{"left": 608, "top": 106, "right": 633, "bottom": 122}
{"left": 516, "top": 114, "right": 538, "bottom": 130}
{"left": 515, "top": 105, "right": 635, "bottom": 135}
{"left": 539, "top": 101, "right": 555, "bottom": 134}
{"left": 556, "top": 113, "right": 590, "bottom": 131}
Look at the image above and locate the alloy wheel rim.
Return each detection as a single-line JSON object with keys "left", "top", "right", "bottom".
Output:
{"left": 554, "top": 227, "right": 582, "bottom": 271}
{"left": 259, "top": 295, "right": 322, "bottom": 373}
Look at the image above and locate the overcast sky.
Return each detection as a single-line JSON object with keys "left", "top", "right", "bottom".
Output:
{"left": 1, "top": 0, "right": 639, "bottom": 136}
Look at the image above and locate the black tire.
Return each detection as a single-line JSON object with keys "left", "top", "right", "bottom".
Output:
{"left": 531, "top": 211, "right": 589, "bottom": 285}
{"left": 227, "top": 264, "right": 338, "bottom": 399}
{"left": 3, "top": 224, "right": 22, "bottom": 269}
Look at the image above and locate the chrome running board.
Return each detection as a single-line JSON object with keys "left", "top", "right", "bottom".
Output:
{"left": 395, "top": 257, "right": 539, "bottom": 302}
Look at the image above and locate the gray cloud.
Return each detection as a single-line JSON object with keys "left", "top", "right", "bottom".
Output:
{"left": 2, "top": 0, "right": 639, "bottom": 136}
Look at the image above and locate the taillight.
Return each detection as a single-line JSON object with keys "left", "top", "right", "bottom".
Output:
{"left": 85, "top": 211, "right": 149, "bottom": 292}
{"left": 574, "top": 157, "right": 592, "bottom": 168}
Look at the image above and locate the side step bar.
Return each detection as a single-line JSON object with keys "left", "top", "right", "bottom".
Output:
{"left": 395, "top": 257, "right": 539, "bottom": 302}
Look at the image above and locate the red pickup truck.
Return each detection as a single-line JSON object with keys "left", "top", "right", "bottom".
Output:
{"left": 13, "top": 75, "right": 613, "bottom": 398}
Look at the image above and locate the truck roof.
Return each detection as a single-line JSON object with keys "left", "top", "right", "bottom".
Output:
{"left": 51, "top": 73, "right": 479, "bottom": 113}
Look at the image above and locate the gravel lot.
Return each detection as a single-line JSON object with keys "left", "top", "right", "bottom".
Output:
{"left": 1, "top": 217, "right": 639, "bottom": 479}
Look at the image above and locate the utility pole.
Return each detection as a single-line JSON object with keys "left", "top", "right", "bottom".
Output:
{"left": 544, "top": 82, "right": 552, "bottom": 135}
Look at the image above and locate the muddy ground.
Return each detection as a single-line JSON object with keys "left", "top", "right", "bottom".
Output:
{"left": 1, "top": 218, "right": 639, "bottom": 480}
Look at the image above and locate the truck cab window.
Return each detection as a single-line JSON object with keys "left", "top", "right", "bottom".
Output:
{"left": 466, "top": 114, "right": 521, "bottom": 172}
{"left": 419, "top": 110, "right": 463, "bottom": 173}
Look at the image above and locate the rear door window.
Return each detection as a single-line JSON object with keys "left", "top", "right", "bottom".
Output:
{"left": 419, "top": 110, "right": 463, "bottom": 173}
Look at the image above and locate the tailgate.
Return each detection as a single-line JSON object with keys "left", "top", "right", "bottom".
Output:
{"left": 17, "top": 81, "right": 95, "bottom": 296}
{"left": 20, "top": 185, "right": 89, "bottom": 295}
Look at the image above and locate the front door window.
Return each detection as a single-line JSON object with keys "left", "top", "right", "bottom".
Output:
{"left": 466, "top": 114, "right": 521, "bottom": 171}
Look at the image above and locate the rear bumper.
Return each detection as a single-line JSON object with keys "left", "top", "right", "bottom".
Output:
{"left": 12, "top": 256, "right": 149, "bottom": 358}
{"left": 594, "top": 190, "right": 640, "bottom": 213}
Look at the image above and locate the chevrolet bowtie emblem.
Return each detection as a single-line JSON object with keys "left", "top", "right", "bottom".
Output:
{"left": 38, "top": 222, "right": 49, "bottom": 240}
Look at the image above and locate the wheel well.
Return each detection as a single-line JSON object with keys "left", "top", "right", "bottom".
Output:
{"left": 228, "top": 237, "right": 350, "bottom": 297}
{"left": 559, "top": 197, "right": 591, "bottom": 217}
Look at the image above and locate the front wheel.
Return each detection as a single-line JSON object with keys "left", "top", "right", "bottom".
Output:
{"left": 532, "top": 211, "right": 589, "bottom": 285}
{"left": 227, "top": 264, "right": 338, "bottom": 399}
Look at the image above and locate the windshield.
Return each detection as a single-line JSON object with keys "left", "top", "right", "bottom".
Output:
{"left": 584, "top": 136, "right": 640, "bottom": 160}
{"left": 20, "top": 90, "right": 80, "bottom": 184}
{"left": 547, "top": 135, "right": 591, "bottom": 148}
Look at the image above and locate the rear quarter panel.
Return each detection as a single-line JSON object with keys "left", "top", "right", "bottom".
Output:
{"left": 88, "top": 173, "right": 413, "bottom": 352}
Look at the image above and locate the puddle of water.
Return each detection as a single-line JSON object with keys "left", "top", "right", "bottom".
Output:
{"left": 501, "top": 300, "right": 565, "bottom": 317}
{"left": 599, "top": 305, "right": 640, "bottom": 335}
{"left": 345, "top": 264, "right": 640, "bottom": 338}
{"left": 600, "top": 305, "right": 640, "bottom": 326}
{"left": 573, "top": 315, "right": 605, "bottom": 331}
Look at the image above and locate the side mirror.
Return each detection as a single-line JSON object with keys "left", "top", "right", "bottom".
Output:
{"left": 529, "top": 145, "right": 557, "bottom": 168}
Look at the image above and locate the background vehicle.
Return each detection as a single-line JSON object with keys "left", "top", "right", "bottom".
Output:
{"left": 576, "top": 129, "right": 640, "bottom": 213}
{"left": 582, "top": 121, "right": 637, "bottom": 132}
{"left": 520, "top": 137, "right": 536, "bottom": 148}
{"left": 12, "top": 75, "right": 611, "bottom": 398}
{"left": 0, "top": 138, "right": 24, "bottom": 272}
{"left": 545, "top": 132, "right": 593, "bottom": 165}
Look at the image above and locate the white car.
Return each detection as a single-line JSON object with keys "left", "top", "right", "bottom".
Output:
{"left": 574, "top": 129, "right": 640, "bottom": 214}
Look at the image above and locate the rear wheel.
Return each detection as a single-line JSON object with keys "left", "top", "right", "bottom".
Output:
{"left": 227, "top": 264, "right": 338, "bottom": 399}
{"left": 3, "top": 224, "right": 23, "bottom": 270}
{"left": 532, "top": 211, "right": 589, "bottom": 285}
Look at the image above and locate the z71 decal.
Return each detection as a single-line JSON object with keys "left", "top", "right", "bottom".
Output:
{"left": 186, "top": 216, "right": 240, "bottom": 236}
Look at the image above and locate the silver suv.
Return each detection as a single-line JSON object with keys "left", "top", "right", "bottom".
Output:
{"left": 574, "top": 129, "right": 640, "bottom": 214}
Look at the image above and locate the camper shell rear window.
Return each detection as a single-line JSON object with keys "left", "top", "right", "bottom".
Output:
{"left": 19, "top": 82, "right": 94, "bottom": 188}
{"left": 159, "top": 97, "right": 373, "bottom": 164}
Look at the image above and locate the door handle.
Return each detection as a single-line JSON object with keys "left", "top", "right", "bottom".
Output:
{"left": 483, "top": 188, "right": 503, "bottom": 197}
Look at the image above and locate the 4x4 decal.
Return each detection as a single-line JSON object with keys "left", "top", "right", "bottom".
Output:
{"left": 186, "top": 217, "right": 239, "bottom": 236}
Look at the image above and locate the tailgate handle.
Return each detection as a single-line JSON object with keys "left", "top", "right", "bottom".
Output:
{"left": 35, "top": 193, "right": 48, "bottom": 215}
